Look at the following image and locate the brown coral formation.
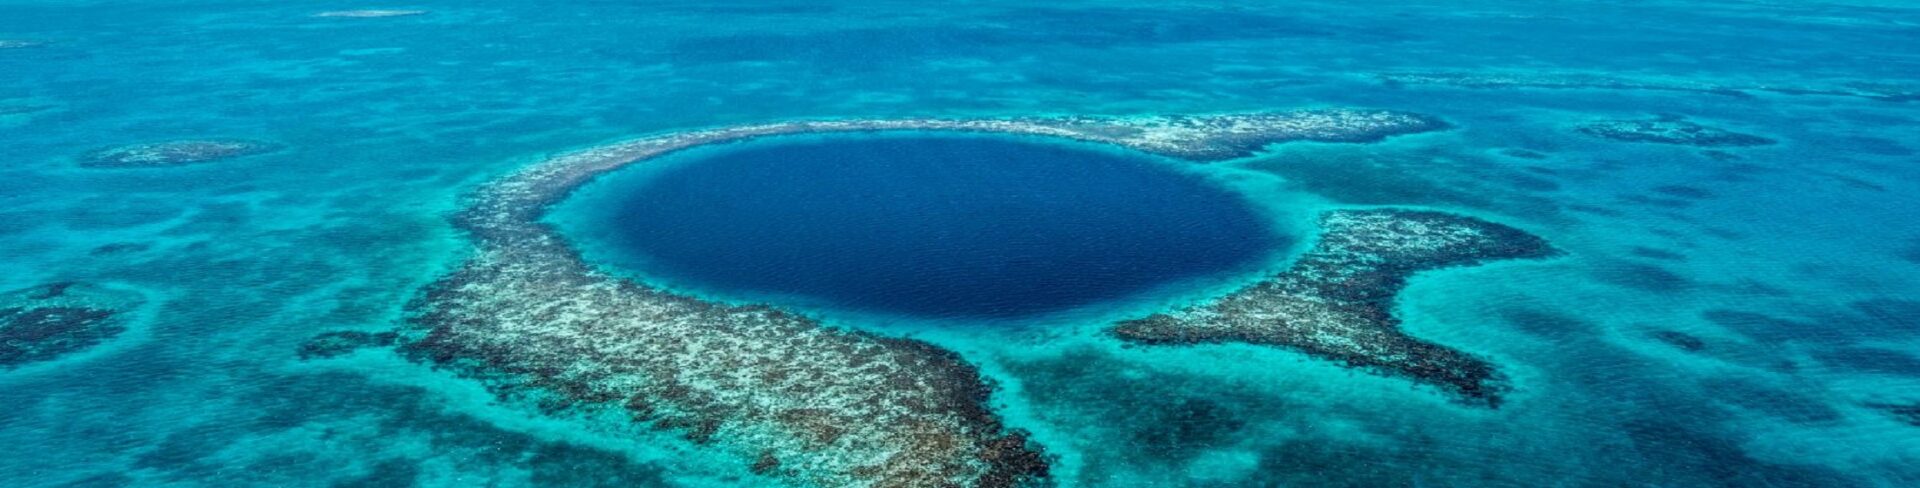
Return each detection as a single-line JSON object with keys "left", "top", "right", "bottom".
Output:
{"left": 396, "top": 111, "right": 1445, "bottom": 487}
{"left": 1113, "top": 209, "right": 1558, "bottom": 405}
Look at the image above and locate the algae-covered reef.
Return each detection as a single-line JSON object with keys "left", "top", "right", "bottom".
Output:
{"left": 1113, "top": 209, "right": 1558, "bottom": 405}
{"left": 391, "top": 110, "right": 1444, "bottom": 487}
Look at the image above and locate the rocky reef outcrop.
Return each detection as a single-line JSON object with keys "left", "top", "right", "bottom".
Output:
{"left": 1113, "top": 209, "right": 1558, "bottom": 405}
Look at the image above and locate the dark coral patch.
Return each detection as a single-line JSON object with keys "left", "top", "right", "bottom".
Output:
{"left": 1813, "top": 347, "right": 1920, "bottom": 377}
{"left": 1850, "top": 299, "right": 1920, "bottom": 333}
{"left": 1, "top": 282, "right": 142, "bottom": 369}
{"left": 1701, "top": 310, "right": 1809, "bottom": 343}
{"left": 79, "top": 140, "right": 279, "bottom": 168}
{"left": 1868, "top": 402, "right": 1920, "bottom": 427}
{"left": 297, "top": 331, "right": 399, "bottom": 360}
{"left": 1704, "top": 300, "right": 1918, "bottom": 346}
{"left": 1701, "top": 378, "right": 1841, "bottom": 424}
{"left": 1576, "top": 117, "right": 1774, "bottom": 147}
{"left": 1502, "top": 308, "right": 1596, "bottom": 336}
{"left": 1650, "top": 330, "right": 1707, "bottom": 352}
{"left": 0, "top": 307, "right": 119, "bottom": 367}
{"left": 1004, "top": 348, "right": 1277, "bottom": 477}
{"left": 1593, "top": 261, "right": 1693, "bottom": 292}
{"left": 90, "top": 242, "right": 154, "bottom": 256}
{"left": 1113, "top": 209, "right": 1559, "bottom": 405}
{"left": 1618, "top": 420, "right": 1856, "bottom": 486}
{"left": 1896, "top": 239, "right": 1920, "bottom": 265}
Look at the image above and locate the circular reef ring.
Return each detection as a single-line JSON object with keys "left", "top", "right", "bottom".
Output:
{"left": 382, "top": 110, "right": 1489, "bottom": 487}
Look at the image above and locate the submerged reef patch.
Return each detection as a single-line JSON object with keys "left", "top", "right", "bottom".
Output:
{"left": 297, "top": 331, "right": 399, "bottom": 360}
{"left": 1576, "top": 117, "right": 1774, "bottom": 147}
{"left": 1112, "top": 209, "right": 1559, "bottom": 405}
{"left": 397, "top": 110, "right": 1442, "bottom": 487}
{"left": 1, "top": 282, "right": 143, "bottom": 369}
{"left": 79, "top": 140, "right": 279, "bottom": 169}
{"left": 1897, "top": 239, "right": 1920, "bottom": 265}
{"left": 1869, "top": 402, "right": 1920, "bottom": 427}
{"left": 1650, "top": 330, "right": 1708, "bottom": 352}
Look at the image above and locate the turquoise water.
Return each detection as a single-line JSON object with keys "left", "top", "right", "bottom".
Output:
{"left": 2, "top": 1, "right": 1918, "bottom": 487}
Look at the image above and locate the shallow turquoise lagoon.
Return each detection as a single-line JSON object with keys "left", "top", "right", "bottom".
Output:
{"left": 2, "top": 1, "right": 1918, "bottom": 487}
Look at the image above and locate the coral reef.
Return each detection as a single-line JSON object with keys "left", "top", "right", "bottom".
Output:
{"left": 314, "top": 10, "right": 428, "bottom": 18}
{"left": 80, "top": 140, "right": 279, "bottom": 168}
{"left": 1650, "top": 330, "right": 1707, "bottom": 352}
{"left": 1030, "top": 110, "right": 1447, "bottom": 160}
{"left": 1, "top": 282, "right": 143, "bottom": 369}
{"left": 298, "top": 331, "right": 399, "bottom": 360}
{"left": 1576, "top": 117, "right": 1774, "bottom": 147}
{"left": 1112, "top": 209, "right": 1558, "bottom": 405}
{"left": 396, "top": 111, "right": 1443, "bottom": 487}
{"left": 1380, "top": 71, "right": 1920, "bottom": 103}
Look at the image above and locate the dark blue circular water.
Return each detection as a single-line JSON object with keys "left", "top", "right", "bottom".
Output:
{"left": 584, "top": 134, "right": 1285, "bottom": 320}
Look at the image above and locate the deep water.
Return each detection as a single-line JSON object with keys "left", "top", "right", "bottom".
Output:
{"left": 559, "top": 134, "right": 1283, "bottom": 320}
{"left": 4, "top": 0, "right": 1920, "bottom": 487}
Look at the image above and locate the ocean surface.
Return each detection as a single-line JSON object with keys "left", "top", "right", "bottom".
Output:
{"left": 3, "top": 1, "right": 1918, "bottom": 487}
